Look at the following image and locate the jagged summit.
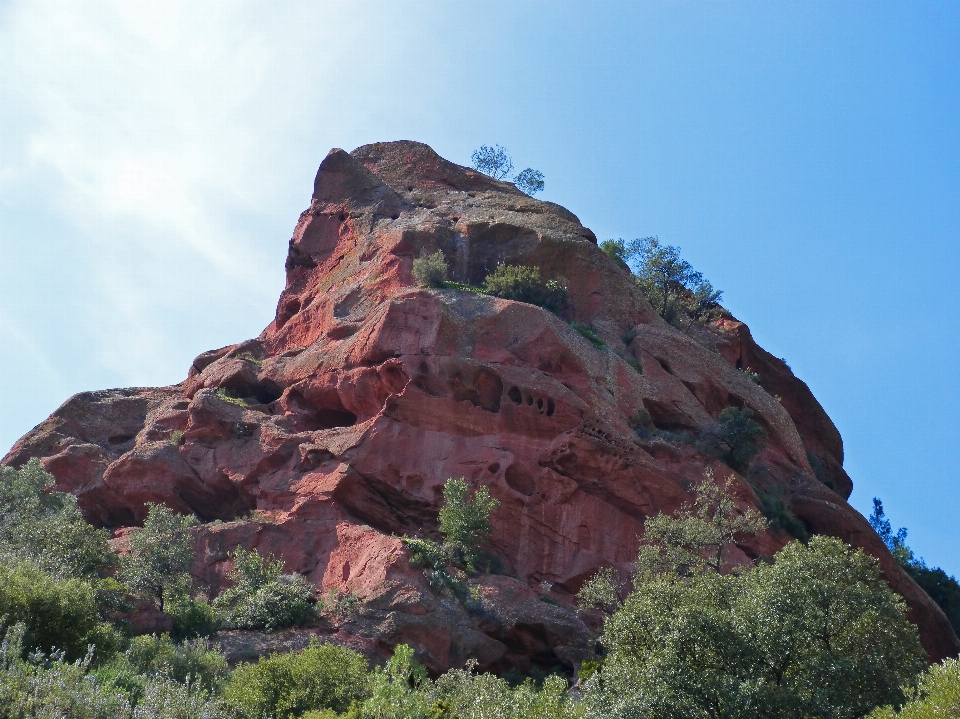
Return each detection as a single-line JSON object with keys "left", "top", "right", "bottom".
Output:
{"left": 5, "top": 141, "right": 957, "bottom": 668}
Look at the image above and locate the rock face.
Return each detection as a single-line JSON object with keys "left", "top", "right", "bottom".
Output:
{"left": 5, "top": 141, "right": 958, "bottom": 668}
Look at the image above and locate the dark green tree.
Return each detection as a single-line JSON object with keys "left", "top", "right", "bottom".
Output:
{"left": 713, "top": 406, "right": 767, "bottom": 472}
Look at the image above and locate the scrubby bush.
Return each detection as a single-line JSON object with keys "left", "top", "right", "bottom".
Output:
{"left": 168, "top": 595, "right": 220, "bottom": 640}
{"left": 213, "top": 547, "right": 315, "bottom": 631}
{"left": 224, "top": 640, "right": 369, "bottom": 719}
{"left": 583, "top": 537, "right": 926, "bottom": 719}
{"left": 96, "top": 634, "right": 229, "bottom": 704}
{"left": 119, "top": 503, "right": 198, "bottom": 613}
{"left": 868, "top": 658, "right": 960, "bottom": 718}
{"left": 0, "top": 458, "right": 114, "bottom": 579}
{"left": 0, "top": 562, "right": 109, "bottom": 661}
{"left": 483, "top": 264, "right": 567, "bottom": 313}
{"left": 602, "top": 236, "right": 725, "bottom": 327}
{"left": 712, "top": 406, "right": 767, "bottom": 471}
{"left": 412, "top": 250, "right": 448, "bottom": 287}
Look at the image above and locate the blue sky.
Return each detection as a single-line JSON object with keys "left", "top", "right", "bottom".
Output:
{"left": 1, "top": 1, "right": 957, "bottom": 576}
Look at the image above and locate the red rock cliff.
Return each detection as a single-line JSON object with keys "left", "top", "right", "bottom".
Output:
{"left": 5, "top": 141, "right": 957, "bottom": 668}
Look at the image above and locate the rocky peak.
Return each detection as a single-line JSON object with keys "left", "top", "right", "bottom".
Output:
{"left": 4, "top": 141, "right": 957, "bottom": 668}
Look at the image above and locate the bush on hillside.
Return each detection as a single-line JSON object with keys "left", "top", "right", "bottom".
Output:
{"left": 118, "top": 503, "right": 198, "bottom": 613}
{"left": 0, "top": 459, "right": 114, "bottom": 579}
{"left": 224, "top": 640, "right": 369, "bottom": 719}
{"left": 483, "top": 264, "right": 567, "bottom": 313}
{"left": 868, "top": 658, "right": 960, "bottom": 719}
{"left": 213, "top": 547, "right": 315, "bottom": 631}
{"left": 711, "top": 406, "right": 767, "bottom": 471}
{"left": 412, "top": 250, "right": 448, "bottom": 287}
{"left": 584, "top": 536, "right": 926, "bottom": 719}
{"left": 0, "top": 562, "right": 111, "bottom": 661}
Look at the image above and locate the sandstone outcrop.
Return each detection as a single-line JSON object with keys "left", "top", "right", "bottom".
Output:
{"left": 5, "top": 141, "right": 957, "bottom": 668}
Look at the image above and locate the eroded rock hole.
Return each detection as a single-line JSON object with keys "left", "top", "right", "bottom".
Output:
{"left": 172, "top": 402, "right": 189, "bottom": 411}
{"left": 536, "top": 398, "right": 544, "bottom": 411}
{"left": 525, "top": 395, "right": 534, "bottom": 406}
{"left": 657, "top": 358, "right": 674, "bottom": 375}
{"left": 285, "top": 389, "right": 358, "bottom": 431}
{"left": 505, "top": 464, "right": 537, "bottom": 496}
{"left": 546, "top": 399, "right": 555, "bottom": 416}
{"left": 107, "top": 435, "right": 135, "bottom": 445}
{"left": 508, "top": 386, "right": 523, "bottom": 404}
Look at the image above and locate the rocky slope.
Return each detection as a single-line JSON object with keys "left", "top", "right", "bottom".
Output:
{"left": 5, "top": 141, "right": 957, "bottom": 668}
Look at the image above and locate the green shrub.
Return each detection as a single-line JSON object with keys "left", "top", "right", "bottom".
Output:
{"left": 438, "top": 478, "right": 500, "bottom": 574}
{"left": 169, "top": 595, "right": 220, "bottom": 640}
{"left": 586, "top": 536, "right": 926, "bottom": 719}
{"left": 868, "top": 658, "right": 960, "bottom": 718}
{"left": 0, "top": 459, "right": 115, "bottom": 579}
{"left": 0, "top": 563, "right": 107, "bottom": 661}
{"left": 570, "top": 322, "right": 605, "bottom": 349}
{"left": 412, "top": 250, "right": 448, "bottom": 287}
{"left": 755, "top": 486, "right": 809, "bottom": 542}
{"left": 213, "top": 547, "right": 315, "bottom": 631}
{"left": 224, "top": 640, "right": 369, "bottom": 719}
{"left": 96, "top": 634, "right": 229, "bottom": 704}
{"left": 118, "top": 503, "right": 198, "bottom": 613}
{"left": 712, "top": 406, "right": 767, "bottom": 472}
{"left": 483, "top": 264, "right": 567, "bottom": 313}
{"left": 216, "top": 387, "right": 251, "bottom": 408}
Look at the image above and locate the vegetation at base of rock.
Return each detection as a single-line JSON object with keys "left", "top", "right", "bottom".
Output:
{"left": 0, "top": 458, "right": 114, "bottom": 579}
{"left": 754, "top": 484, "right": 810, "bottom": 541}
{"left": 213, "top": 547, "right": 316, "bottom": 631}
{"left": 471, "top": 144, "right": 545, "bottom": 196}
{"left": 867, "top": 658, "right": 960, "bottom": 719}
{"left": 578, "top": 477, "right": 926, "bottom": 719}
{"left": 118, "top": 503, "right": 199, "bottom": 613}
{"left": 870, "top": 498, "right": 960, "bottom": 636}
{"left": 224, "top": 641, "right": 369, "bottom": 719}
{"left": 412, "top": 250, "right": 448, "bottom": 287}
{"left": 483, "top": 264, "right": 568, "bottom": 313}
{"left": 602, "top": 236, "right": 726, "bottom": 327}
{"left": 570, "top": 321, "right": 605, "bottom": 349}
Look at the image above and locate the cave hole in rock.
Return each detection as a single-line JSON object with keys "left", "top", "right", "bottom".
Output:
{"left": 657, "top": 358, "right": 674, "bottom": 376}
{"left": 546, "top": 398, "right": 555, "bottom": 416}
{"left": 508, "top": 386, "right": 523, "bottom": 405}
{"left": 641, "top": 398, "right": 697, "bottom": 433}
{"left": 172, "top": 402, "right": 189, "bottom": 411}
{"left": 488, "top": 463, "right": 500, "bottom": 474}
{"left": 221, "top": 376, "right": 284, "bottom": 406}
{"left": 525, "top": 394, "right": 534, "bottom": 406}
{"left": 338, "top": 213, "right": 347, "bottom": 222}
{"left": 536, "top": 398, "right": 544, "bottom": 411}
{"left": 285, "top": 389, "right": 358, "bottom": 430}
{"left": 107, "top": 435, "right": 135, "bottom": 445}
{"left": 505, "top": 463, "right": 537, "bottom": 496}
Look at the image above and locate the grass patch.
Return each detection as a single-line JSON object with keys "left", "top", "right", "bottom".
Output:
{"left": 216, "top": 387, "right": 250, "bottom": 408}
{"left": 436, "top": 280, "right": 485, "bottom": 294}
{"left": 570, "top": 322, "right": 605, "bottom": 349}
{"left": 236, "top": 353, "right": 264, "bottom": 367}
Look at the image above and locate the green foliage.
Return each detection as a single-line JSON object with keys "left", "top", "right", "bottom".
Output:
{"left": 118, "top": 503, "right": 198, "bottom": 612}
{"left": 216, "top": 387, "right": 250, "bottom": 408}
{"left": 868, "top": 658, "right": 960, "bottom": 719}
{"left": 168, "top": 595, "right": 220, "bottom": 640}
{"left": 739, "top": 366, "right": 760, "bottom": 383}
{"left": 755, "top": 485, "right": 810, "bottom": 541}
{"left": 576, "top": 567, "right": 623, "bottom": 615}
{"left": 483, "top": 264, "right": 568, "bottom": 313}
{"left": 0, "top": 563, "right": 111, "bottom": 661}
{"left": 606, "top": 236, "right": 725, "bottom": 326}
{"left": 470, "top": 145, "right": 546, "bottom": 196}
{"left": 170, "top": 430, "right": 185, "bottom": 447}
{"left": 212, "top": 547, "right": 315, "bottom": 632}
{"left": 438, "top": 478, "right": 500, "bottom": 573}
{"left": 513, "top": 168, "right": 545, "bottom": 196}
{"left": 712, "top": 406, "right": 767, "bottom": 471}
{"left": 224, "top": 640, "right": 369, "bottom": 719}
{"left": 361, "top": 643, "right": 432, "bottom": 719}
{"left": 433, "top": 667, "right": 579, "bottom": 719}
{"left": 412, "top": 250, "right": 448, "bottom": 288}
{"left": 0, "top": 458, "right": 114, "bottom": 579}
{"left": 569, "top": 322, "right": 605, "bottom": 349}
{"left": 320, "top": 589, "right": 362, "bottom": 621}
{"left": 586, "top": 536, "right": 926, "bottom": 719}
{"left": 96, "top": 634, "right": 229, "bottom": 704}
{"left": 471, "top": 144, "right": 513, "bottom": 180}
{"left": 870, "top": 498, "right": 960, "bottom": 635}
{"left": 637, "top": 469, "right": 768, "bottom": 577}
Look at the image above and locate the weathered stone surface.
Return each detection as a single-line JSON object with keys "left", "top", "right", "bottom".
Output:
{"left": 4, "top": 141, "right": 957, "bottom": 667}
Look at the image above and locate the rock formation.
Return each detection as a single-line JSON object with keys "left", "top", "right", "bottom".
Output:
{"left": 5, "top": 141, "right": 958, "bottom": 668}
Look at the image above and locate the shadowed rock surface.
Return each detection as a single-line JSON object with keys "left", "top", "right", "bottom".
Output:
{"left": 5, "top": 140, "right": 957, "bottom": 668}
